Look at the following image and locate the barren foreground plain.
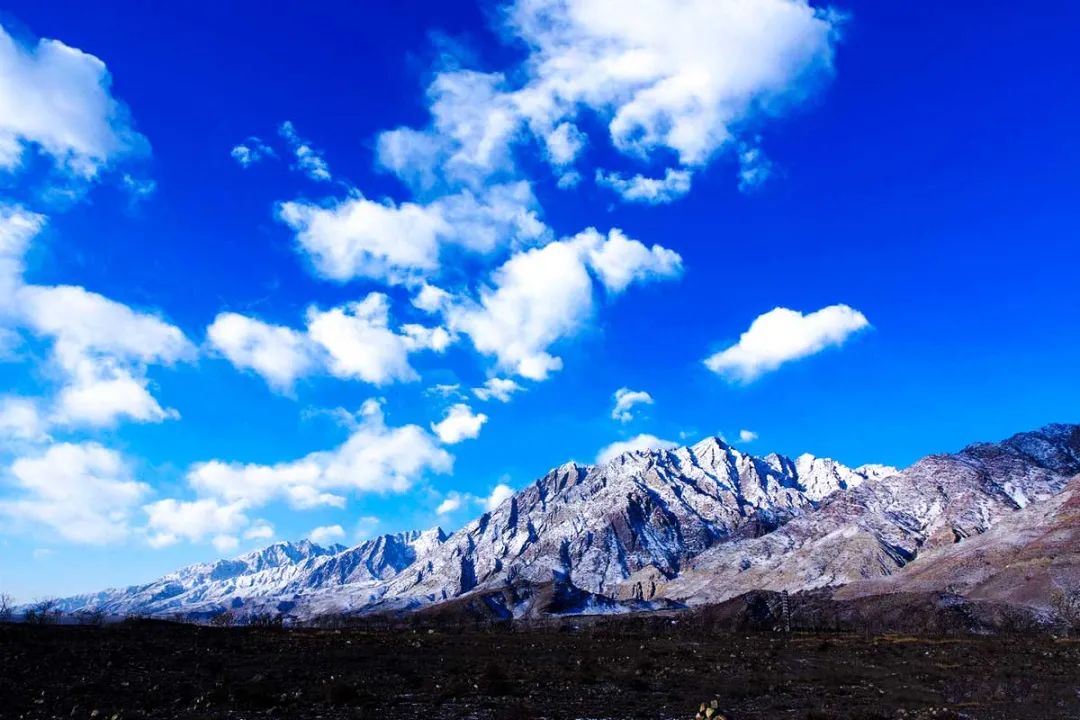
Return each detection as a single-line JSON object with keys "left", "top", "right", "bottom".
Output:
{"left": 2, "top": 619, "right": 1078, "bottom": 720}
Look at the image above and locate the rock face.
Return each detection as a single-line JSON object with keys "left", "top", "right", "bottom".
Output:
{"left": 54, "top": 532, "right": 440, "bottom": 617}
{"left": 656, "top": 424, "right": 1080, "bottom": 606}
{"left": 51, "top": 424, "right": 1080, "bottom": 624}
{"left": 834, "top": 472, "right": 1080, "bottom": 615}
{"left": 358, "top": 438, "right": 894, "bottom": 615}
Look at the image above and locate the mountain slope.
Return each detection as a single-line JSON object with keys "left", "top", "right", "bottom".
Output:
{"left": 653, "top": 424, "right": 1080, "bottom": 607}
{"left": 54, "top": 530, "right": 443, "bottom": 617}
{"left": 49, "top": 424, "right": 1080, "bottom": 624}
{"left": 307, "top": 437, "right": 894, "bottom": 615}
{"left": 833, "top": 473, "right": 1080, "bottom": 613}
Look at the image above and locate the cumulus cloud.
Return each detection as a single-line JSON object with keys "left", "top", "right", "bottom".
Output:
{"left": 144, "top": 498, "right": 249, "bottom": 548}
{"left": 0, "top": 208, "right": 191, "bottom": 433}
{"left": 704, "top": 304, "right": 870, "bottom": 382}
{"left": 447, "top": 228, "right": 680, "bottom": 379}
{"left": 374, "top": 0, "right": 839, "bottom": 194}
{"left": 611, "top": 387, "right": 653, "bottom": 423}
{"left": 308, "top": 524, "right": 345, "bottom": 545}
{"left": 574, "top": 227, "right": 683, "bottom": 294}
{"left": 0, "top": 442, "right": 150, "bottom": 544}
{"left": 0, "top": 396, "right": 50, "bottom": 443}
{"left": 308, "top": 294, "right": 433, "bottom": 385}
{"left": 15, "top": 283, "right": 191, "bottom": 429}
{"left": 596, "top": 433, "right": 678, "bottom": 464}
{"left": 431, "top": 403, "right": 488, "bottom": 444}
{"left": 595, "top": 168, "right": 692, "bottom": 204}
{"left": 207, "top": 294, "right": 450, "bottom": 392}
{"left": 207, "top": 312, "right": 316, "bottom": 392}
{"left": 504, "top": 0, "right": 840, "bottom": 168}
{"left": 0, "top": 22, "right": 149, "bottom": 180}
{"left": 739, "top": 429, "right": 758, "bottom": 443}
{"left": 484, "top": 482, "right": 515, "bottom": 511}
{"left": 472, "top": 377, "right": 523, "bottom": 402}
{"left": 187, "top": 399, "right": 452, "bottom": 510}
{"left": 435, "top": 493, "right": 464, "bottom": 515}
{"left": 278, "top": 182, "right": 544, "bottom": 285}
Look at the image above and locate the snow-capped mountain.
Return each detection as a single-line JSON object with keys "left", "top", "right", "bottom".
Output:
{"left": 54, "top": 436, "right": 894, "bottom": 618}
{"left": 54, "top": 531, "right": 442, "bottom": 617}
{"left": 51, "top": 424, "right": 1080, "bottom": 622}
{"left": 655, "top": 423, "right": 1080, "bottom": 606}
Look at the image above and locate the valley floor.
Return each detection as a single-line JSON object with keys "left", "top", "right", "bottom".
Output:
{"left": 1, "top": 620, "right": 1078, "bottom": 720}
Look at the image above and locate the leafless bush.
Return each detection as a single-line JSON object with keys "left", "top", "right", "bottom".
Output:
{"left": 210, "top": 609, "right": 237, "bottom": 627}
{"left": 249, "top": 612, "right": 284, "bottom": 629}
{"left": 24, "top": 598, "right": 61, "bottom": 625}
{"left": 74, "top": 608, "right": 107, "bottom": 626}
{"left": 0, "top": 593, "right": 13, "bottom": 622}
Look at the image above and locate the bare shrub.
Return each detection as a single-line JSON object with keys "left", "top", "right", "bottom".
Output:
{"left": 74, "top": 608, "right": 107, "bottom": 626}
{"left": 24, "top": 598, "right": 60, "bottom": 625}
{"left": 210, "top": 609, "right": 237, "bottom": 627}
{"left": 0, "top": 593, "right": 13, "bottom": 622}
{"left": 249, "top": 612, "right": 284, "bottom": 629}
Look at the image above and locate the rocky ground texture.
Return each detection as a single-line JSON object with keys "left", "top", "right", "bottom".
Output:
{"left": 2, "top": 620, "right": 1078, "bottom": 720}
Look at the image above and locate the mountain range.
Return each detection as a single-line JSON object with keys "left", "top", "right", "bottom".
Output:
{"left": 53, "top": 423, "right": 1080, "bottom": 629}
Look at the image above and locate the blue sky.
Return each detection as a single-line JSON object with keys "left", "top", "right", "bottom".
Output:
{"left": 0, "top": 0, "right": 1077, "bottom": 600}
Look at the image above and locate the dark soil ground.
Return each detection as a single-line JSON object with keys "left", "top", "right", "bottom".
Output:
{"left": 1, "top": 620, "right": 1078, "bottom": 720}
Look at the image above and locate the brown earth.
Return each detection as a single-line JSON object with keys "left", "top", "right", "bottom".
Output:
{"left": 1, "top": 619, "right": 1078, "bottom": 720}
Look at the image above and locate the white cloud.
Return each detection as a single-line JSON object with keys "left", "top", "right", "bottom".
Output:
{"left": 187, "top": 399, "right": 452, "bottom": 509}
{"left": 243, "top": 522, "right": 274, "bottom": 541}
{"left": 473, "top": 377, "right": 523, "bottom": 402}
{"left": 448, "top": 239, "right": 592, "bottom": 380}
{"left": 0, "top": 396, "right": 49, "bottom": 443}
{"left": 52, "top": 364, "right": 177, "bottom": 427}
{"left": 595, "top": 168, "right": 692, "bottom": 204}
{"left": 308, "top": 524, "right": 345, "bottom": 546}
{"left": 374, "top": 0, "right": 838, "bottom": 193}
{"left": 431, "top": 403, "right": 488, "bottom": 444}
{"left": 596, "top": 433, "right": 678, "bottom": 464}
{"left": 611, "top": 387, "right": 653, "bottom": 423}
{"left": 484, "top": 483, "right": 515, "bottom": 511}
{"left": 18, "top": 284, "right": 192, "bottom": 368}
{"left": 208, "top": 295, "right": 448, "bottom": 392}
{"left": 278, "top": 182, "right": 544, "bottom": 285}
{"left": 544, "top": 121, "right": 586, "bottom": 167}
{"left": 505, "top": 0, "right": 840, "bottom": 168}
{"left": 574, "top": 227, "right": 683, "bottom": 293}
{"left": 144, "top": 498, "right": 249, "bottom": 548}
{"left": 0, "top": 206, "right": 46, "bottom": 308}
{"left": 0, "top": 208, "right": 191, "bottom": 431}
{"left": 376, "top": 70, "right": 521, "bottom": 190}
{"left": 207, "top": 312, "right": 316, "bottom": 392}
{"left": 0, "top": 23, "right": 149, "bottom": 180}
{"left": 307, "top": 294, "right": 426, "bottom": 385}
{"left": 739, "top": 429, "right": 758, "bottom": 443}
{"left": 15, "top": 284, "right": 192, "bottom": 428}
{"left": 279, "top": 121, "right": 331, "bottom": 181}
{"left": 436, "top": 493, "right": 464, "bottom": 515}
{"left": 446, "top": 228, "right": 680, "bottom": 379}
{"left": 0, "top": 442, "right": 150, "bottom": 544}
{"left": 704, "top": 304, "right": 870, "bottom": 382}
{"left": 231, "top": 137, "right": 274, "bottom": 167}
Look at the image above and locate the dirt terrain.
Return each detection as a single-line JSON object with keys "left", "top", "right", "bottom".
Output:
{"left": 2, "top": 620, "right": 1078, "bottom": 720}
